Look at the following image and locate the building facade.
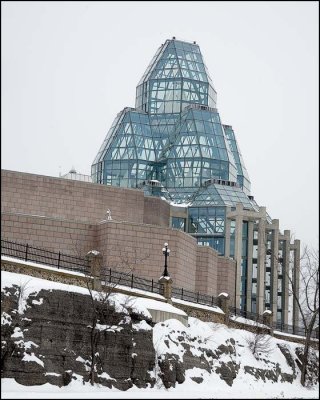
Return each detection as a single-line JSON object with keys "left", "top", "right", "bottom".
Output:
{"left": 90, "top": 38, "right": 300, "bottom": 327}
{"left": 1, "top": 38, "right": 300, "bottom": 329}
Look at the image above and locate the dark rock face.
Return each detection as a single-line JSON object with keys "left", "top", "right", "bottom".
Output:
{"left": 1, "top": 285, "right": 155, "bottom": 389}
{"left": 295, "top": 346, "right": 319, "bottom": 386}
{"left": 2, "top": 284, "right": 318, "bottom": 391}
{"left": 215, "top": 361, "right": 240, "bottom": 386}
{"left": 277, "top": 343, "right": 296, "bottom": 375}
{"left": 158, "top": 354, "right": 185, "bottom": 389}
{"left": 155, "top": 325, "right": 241, "bottom": 388}
{"left": 242, "top": 343, "right": 300, "bottom": 384}
{"left": 244, "top": 365, "right": 280, "bottom": 383}
{"left": 191, "top": 376, "right": 203, "bottom": 384}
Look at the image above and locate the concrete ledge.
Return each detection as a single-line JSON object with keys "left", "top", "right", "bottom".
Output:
{"left": 148, "top": 309, "right": 188, "bottom": 327}
{"left": 1, "top": 259, "right": 90, "bottom": 289}
{"left": 273, "top": 331, "right": 319, "bottom": 349}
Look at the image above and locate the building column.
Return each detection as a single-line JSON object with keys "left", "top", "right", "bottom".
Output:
{"left": 246, "top": 220, "right": 254, "bottom": 312}
{"left": 224, "top": 207, "right": 231, "bottom": 258}
{"left": 234, "top": 203, "right": 243, "bottom": 309}
{"left": 257, "top": 207, "right": 266, "bottom": 315}
{"left": 292, "top": 239, "right": 301, "bottom": 331}
{"left": 271, "top": 219, "right": 279, "bottom": 324}
{"left": 283, "top": 230, "right": 291, "bottom": 326}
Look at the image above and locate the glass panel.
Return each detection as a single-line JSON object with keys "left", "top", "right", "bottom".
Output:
{"left": 172, "top": 217, "right": 186, "bottom": 231}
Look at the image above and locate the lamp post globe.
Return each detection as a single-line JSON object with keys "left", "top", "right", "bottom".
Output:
{"left": 162, "top": 242, "right": 170, "bottom": 277}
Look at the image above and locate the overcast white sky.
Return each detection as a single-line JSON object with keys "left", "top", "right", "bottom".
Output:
{"left": 1, "top": 1, "right": 319, "bottom": 249}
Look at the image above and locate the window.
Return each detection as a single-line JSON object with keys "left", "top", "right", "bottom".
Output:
{"left": 171, "top": 217, "right": 186, "bottom": 231}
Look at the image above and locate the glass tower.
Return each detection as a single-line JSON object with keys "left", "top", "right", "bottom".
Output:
{"left": 92, "top": 38, "right": 254, "bottom": 236}
{"left": 92, "top": 38, "right": 251, "bottom": 204}
{"left": 92, "top": 38, "right": 289, "bottom": 316}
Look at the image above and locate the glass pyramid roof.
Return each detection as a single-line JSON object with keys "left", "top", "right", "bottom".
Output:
{"left": 92, "top": 38, "right": 252, "bottom": 198}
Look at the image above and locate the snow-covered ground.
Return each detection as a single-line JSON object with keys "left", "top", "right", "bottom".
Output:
{"left": 1, "top": 270, "right": 319, "bottom": 399}
{"left": 2, "top": 375, "right": 319, "bottom": 399}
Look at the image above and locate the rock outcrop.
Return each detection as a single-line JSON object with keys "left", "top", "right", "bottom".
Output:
{"left": 1, "top": 285, "right": 155, "bottom": 389}
{"left": 1, "top": 283, "right": 319, "bottom": 390}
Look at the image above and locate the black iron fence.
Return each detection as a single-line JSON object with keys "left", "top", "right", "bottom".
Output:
{"left": 172, "top": 286, "right": 220, "bottom": 308}
{"left": 273, "top": 321, "right": 319, "bottom": 339}
{"left": 100, "top": 267, "right": 163, "bottom": 294}
{"left": 1, "top": 239, "right": 318, "bottom": 340}
{"left": 1, "top": 239, "right": 164, "bottom": 295}
{"left": 229, "top": 305, "right": 318, "bottom": 339}
{"left": 1, "top": 239, "right": 90, "bottom": 275}
{"left": 229, "top": 306, "right": 265, "bottom": 325}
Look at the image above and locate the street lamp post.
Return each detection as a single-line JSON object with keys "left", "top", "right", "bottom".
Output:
{"left": 162, "top": 242, "right": 170, "bottom": 277}
{"left": 159, "top": 242, "right": 173, "bottom": 303}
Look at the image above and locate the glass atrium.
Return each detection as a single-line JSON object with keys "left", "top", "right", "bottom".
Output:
{"left": 92, "top": 38, "right": 255, "bottom": 254}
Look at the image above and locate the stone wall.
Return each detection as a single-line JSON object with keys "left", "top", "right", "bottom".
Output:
{"left": 217, "top": 257, "right": 236, "bottom": 301}
{"left": 97, "top": 220, "right": 198, "bottom": 292}
{"left": 195, "top": 246, "right": 219, "bottom": 295}
{"left": 1, "top": 213, "right": 235, "bottom": 298}
{"left": 1, "top": 213, "right": 97, "bottom": 256}
{"left": 172, "top": 302, "right": 225, "bottom": 324}
{"left": 143, "top": 196, "right": 170, "bottom": 227}
{"left": 1, "top": 169, "right": 234, "bottom": 299}
{"left": 273, "top": 332, "right": 319, "bottom": 350}
{"left": 1, "top": 260, "right": 89, "bottom": 289}
{"left": 1, "top": 169, "right": 148, "bottom": 225}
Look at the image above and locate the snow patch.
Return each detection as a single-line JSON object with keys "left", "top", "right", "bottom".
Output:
{"left": 1, "top": 312, "right": 12, "bottom": 326}
{"left": 32, "top": 298, "right": 43, "bottom": 306}
{"left": 24, "top": 341, "right": 39, "bottom": 349}
{"left": 22, "top": 352, "right": 44, "bottom": 368}
{"left": 132, "top": 320, "right": 152, "bottom": 331}
{"left": 44, "top": 372, "right": 61, "bottom": 377}
{"left": 87, "top": 250, "right": 100, "bottom": 256}
{"left": 172, "top": 297, "right": 224, "bottom": 314}
{"left": 11, "top": 327, "right": 24, "bottom": 339}
{"left": 98, "top": 372, "right": 116, "bottom": 381}
{"left": 230, "top": 315, "right": 268, "bottom": 328}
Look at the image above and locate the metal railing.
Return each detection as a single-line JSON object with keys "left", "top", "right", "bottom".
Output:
{"left": 101, "top": 267, "right": 163, "bottom": 294}
{"left": 1, "top": 239, "right": 90, "bottom": 275}
{"left": 1, "top": 239, "right": 163, "bottom": 295}
{"left": 229, "top": 306, "right": 265, "bottom": 325}
{"left": 172, "top": 286, "right": 220, "bottom": 308}
{"left": 229, "top": 305, "right": 318, "bottom": 339}
{"left": 1, "top": 239, "right": 318, "bottom": 340}
{"left": 273, "top": 321, "right": 319, "bottom": 339}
